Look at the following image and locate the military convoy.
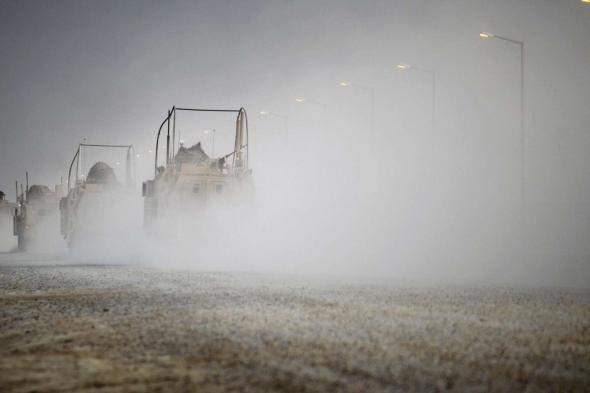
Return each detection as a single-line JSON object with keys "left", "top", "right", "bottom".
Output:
{"left": 2, "top": 105, "right": 253, "bottom": 252}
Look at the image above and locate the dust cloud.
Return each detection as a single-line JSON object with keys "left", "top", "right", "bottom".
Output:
{"left": 0, "top": 1, "right": 589, "bottom": 288}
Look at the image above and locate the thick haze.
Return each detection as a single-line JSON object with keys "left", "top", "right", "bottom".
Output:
{"left": 1, "top": 0, "right": 589, "bottom": 287}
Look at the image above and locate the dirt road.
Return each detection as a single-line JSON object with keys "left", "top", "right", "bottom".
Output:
{"left": 1, "top": 259, "right": 589, "bottom": 392}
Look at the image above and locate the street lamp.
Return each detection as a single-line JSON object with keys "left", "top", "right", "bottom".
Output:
{"left": 294, "top": 97, "right": 327, "bottom": 111}
{"left": 338, "top": 80, "right": 376, "bottom": 150}
{"left": 480, "top": 31, "right": 525, "bottom": 216}
{"left": 203, "top": 129, "right": 216, "bottom": 157}
{"left": 260, "top": 110, "right": 289, "bottom": 146}
{"left": 395, "top": 63, "right": 437, "bottom": 148}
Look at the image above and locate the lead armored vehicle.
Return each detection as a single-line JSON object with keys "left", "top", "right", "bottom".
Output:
{"left": 142, "top": 106, "right": 253, "bottom": 230}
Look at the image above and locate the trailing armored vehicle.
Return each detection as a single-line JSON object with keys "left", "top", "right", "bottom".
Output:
{"left": 60, "top": 143, "right": 136, "bottom": 248}
{"left": 142, "top": 106, "right": 253, "bottom": 230}
{"left": 12, "top": 174, "right": 65, "bottom": 252}
{"left": 0, "top": 191, "right": 18, "bottom": 252}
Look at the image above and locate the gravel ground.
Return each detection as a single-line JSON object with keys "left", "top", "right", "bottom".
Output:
{"left": 0, "top": 256, "right": 589, "bottom": 392}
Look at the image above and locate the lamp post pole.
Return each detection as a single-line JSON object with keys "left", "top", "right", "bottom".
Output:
{"left": 396, "top": 64, "right": 437, "bottom": 154}
{"left": 204, "top": 129, "right": 216, "bottom": 157}
{"left": 480, "top": 32, "right": 525, "bottom": 218}
{"left": 339, "top": 81, "right": 376, "bottom": 151}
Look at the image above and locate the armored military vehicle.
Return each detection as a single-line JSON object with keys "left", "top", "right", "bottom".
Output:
{"left": 60, "top": 143, "right": 136, "bottom": 247}
{"left": 142, "top": 106, "right": 253, "bottom": 229}
{"left": 0, "top": 190, "right": 18, "bottom": 252}
{"left": 13, "top": 173, "right": 64, "bottom": 252}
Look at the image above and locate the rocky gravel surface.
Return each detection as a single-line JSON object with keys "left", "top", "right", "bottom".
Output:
{"left": 1, "top": 258, "right": 589, "bottom": 392}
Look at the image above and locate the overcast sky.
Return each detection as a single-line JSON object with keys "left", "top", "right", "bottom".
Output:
{"left": 1, "top": 0, "right": 589, "bottom": 284}
{"left": 1, "top": 0, "right": 588, "bottom": 185}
